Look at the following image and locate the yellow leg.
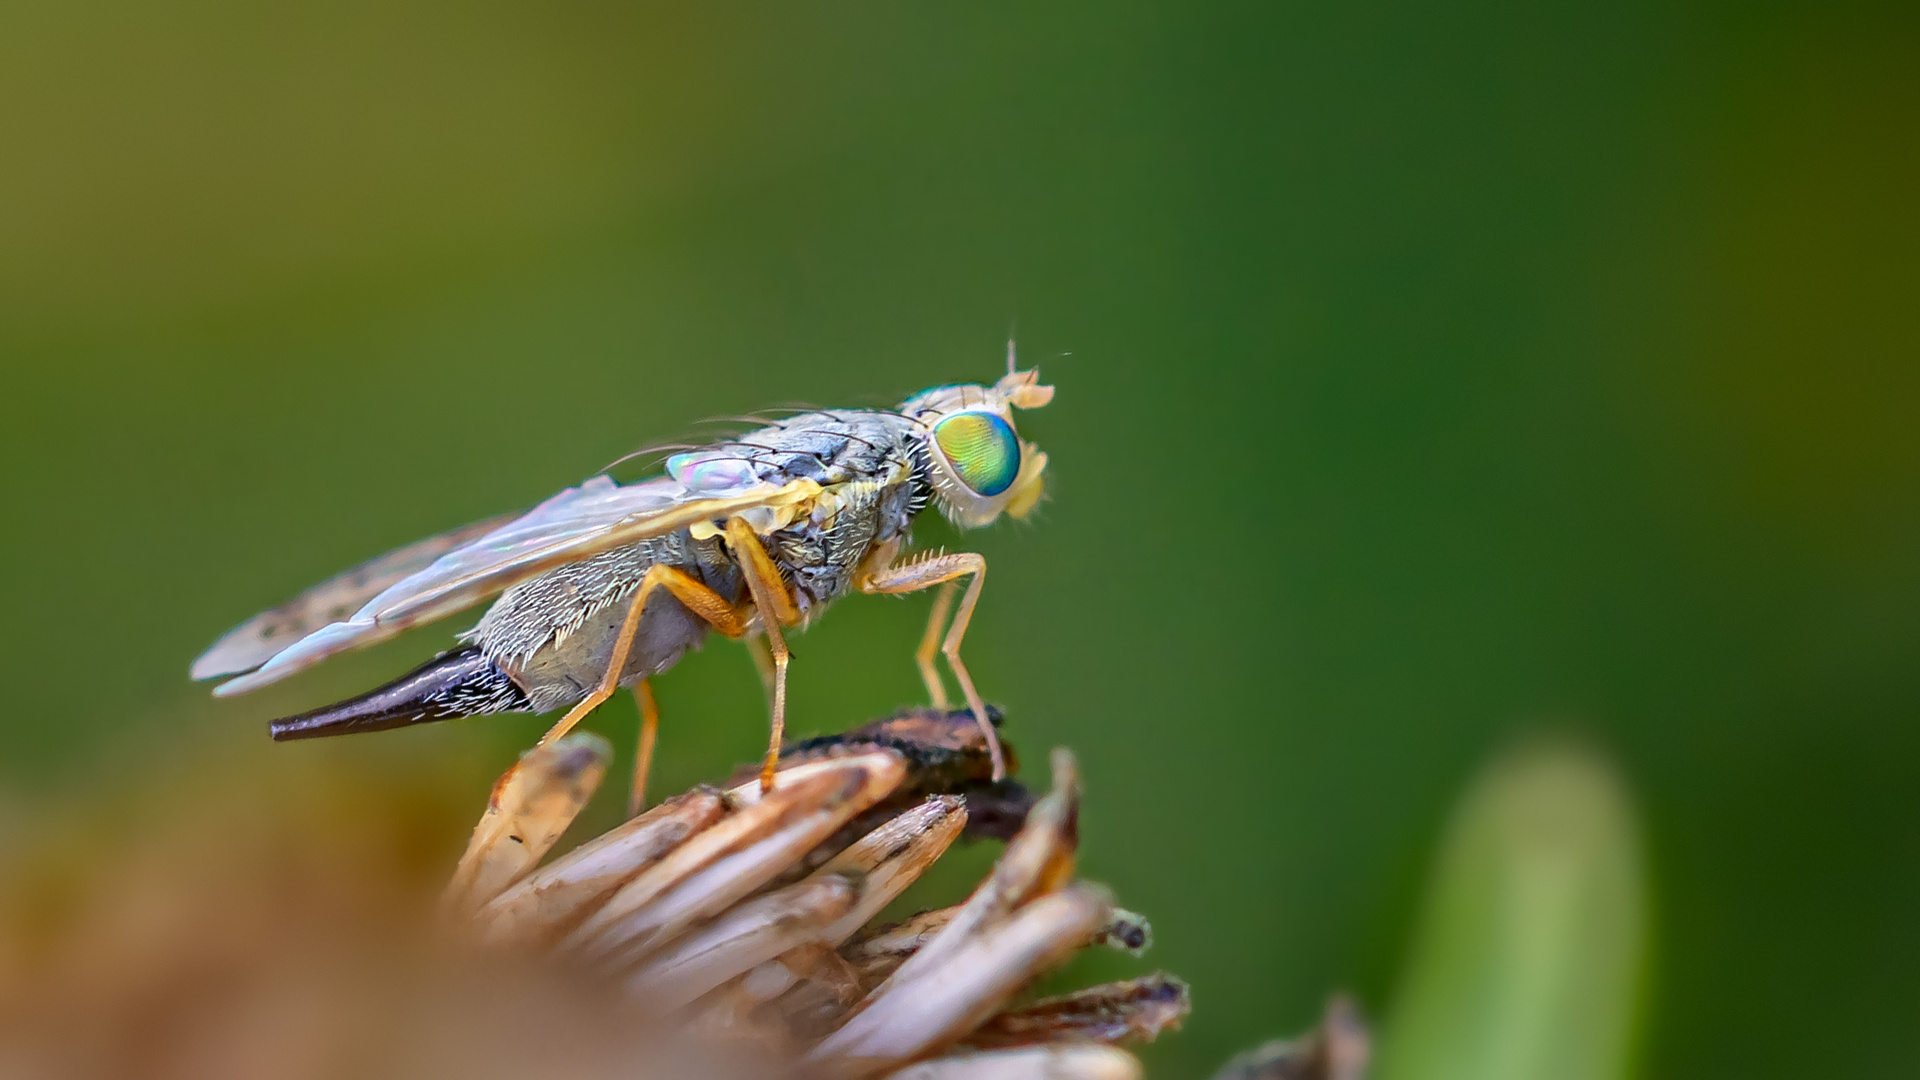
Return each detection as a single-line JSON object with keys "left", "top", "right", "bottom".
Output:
{"left": 859, "top": 553, "right": 1002, "bottom": 780}
{"left": 745, "top": 633, "right": 777, "bottom": 701}
{"left": 536, "top": 564, "right": 750, "bottom": 769}
{"left": 628, "top": 680, "right": 659, "bottom": 817}
{"left": 723, "top": 517, "right": 804, "bottom": 791}
{"left": 916, "top": 581, "right": 957, "bottom": 708}
{"left": 534, "top": 577, "right": 650, "bottom": 749}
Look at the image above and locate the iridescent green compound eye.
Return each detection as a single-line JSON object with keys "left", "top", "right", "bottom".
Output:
{"left": 933, "top": 412, "right": 1021, "bottom": 496}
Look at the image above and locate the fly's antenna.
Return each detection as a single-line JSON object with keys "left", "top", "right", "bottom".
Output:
{"left": 1007, "top": 335, "right": 1018, "bottom": 376}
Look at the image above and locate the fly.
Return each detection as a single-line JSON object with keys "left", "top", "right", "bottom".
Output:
{"left": 192, "top": 350, "right": 1053, "bottom": 808}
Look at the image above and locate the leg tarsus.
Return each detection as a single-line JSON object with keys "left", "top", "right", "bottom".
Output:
{"left": 748, "top": 641, "right": 779, "bottom": 787}
{"left": 628, "top": 680, "right": 659, "bottom": 818}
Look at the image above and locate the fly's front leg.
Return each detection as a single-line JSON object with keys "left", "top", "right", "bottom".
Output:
{"left": 916, "top": 582, "right": 957, "bottom": 709}
{"left": 854, "top": 537, "right": 953, "bottom": 707}
{"left": 722, "top": 517, "right": 803, "bottom": 791}
{"left": 859, "top": 553, "right": 1003, "bottom": 780}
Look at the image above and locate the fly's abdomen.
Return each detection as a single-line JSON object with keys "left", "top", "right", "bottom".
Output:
{"left": 473, "top": 535, "right": 744, "bottom": 713}
{"left": 505, "top": 571, "right": 734, "bottom": 713}
{"left": 268, "top": 644, "right": 531, "bottom": 740}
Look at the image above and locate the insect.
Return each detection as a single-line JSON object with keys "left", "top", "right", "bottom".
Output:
{"left": 192, "top": 355, "right": 1053, "bottom": 803}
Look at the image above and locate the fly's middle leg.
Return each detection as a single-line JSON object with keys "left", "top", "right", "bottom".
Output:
{"left": 859, "top": 553, "right": 1001, "bottom": 781}
{"left": 722, "top": 517, "right": 804, "bottom": 792}
{"left": 745, "top": 633, "right": 778, "bottom": 701}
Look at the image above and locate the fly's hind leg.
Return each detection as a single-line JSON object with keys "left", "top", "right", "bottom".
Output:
{"left": 722, "top": 517, "right": 804, "bottom": 792}
{"left": 859, "top": 553, "right": 1003, "bottom": 780}
{"left": 535, "top": 565, "right": 750, "bottom": 806}
{"left": 628, "top": 679, "right": 659, "bottom": 817}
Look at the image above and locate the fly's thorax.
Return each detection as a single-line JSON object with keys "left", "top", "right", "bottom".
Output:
{"left": 769, "top": 471, "right": 922, "bottom": 615}
{"left": 668, "top": 410, "right": 921, "bottom": 500}
{"left": 677, "top": 417, "right": 926, "bottom": 618}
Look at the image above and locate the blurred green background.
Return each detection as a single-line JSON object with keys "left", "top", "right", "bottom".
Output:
{"left": 2, "top": 1, "right": 1915, "bottom": 1076}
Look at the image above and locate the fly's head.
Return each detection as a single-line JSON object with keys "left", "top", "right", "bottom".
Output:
{"left": 899, "top": 365, "right": 1053, "bottom": 529}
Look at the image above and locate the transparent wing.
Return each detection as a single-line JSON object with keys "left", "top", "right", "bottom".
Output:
{"left": 191, "top": 513, "right": 516, "bottom": 681}
{"left": 206, "top": 474, "right": 820, "bottom": 698}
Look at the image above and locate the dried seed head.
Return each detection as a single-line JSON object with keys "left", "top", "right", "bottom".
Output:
{"left": 444, "top": 707, "right": 1189, "bottom": 1078}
